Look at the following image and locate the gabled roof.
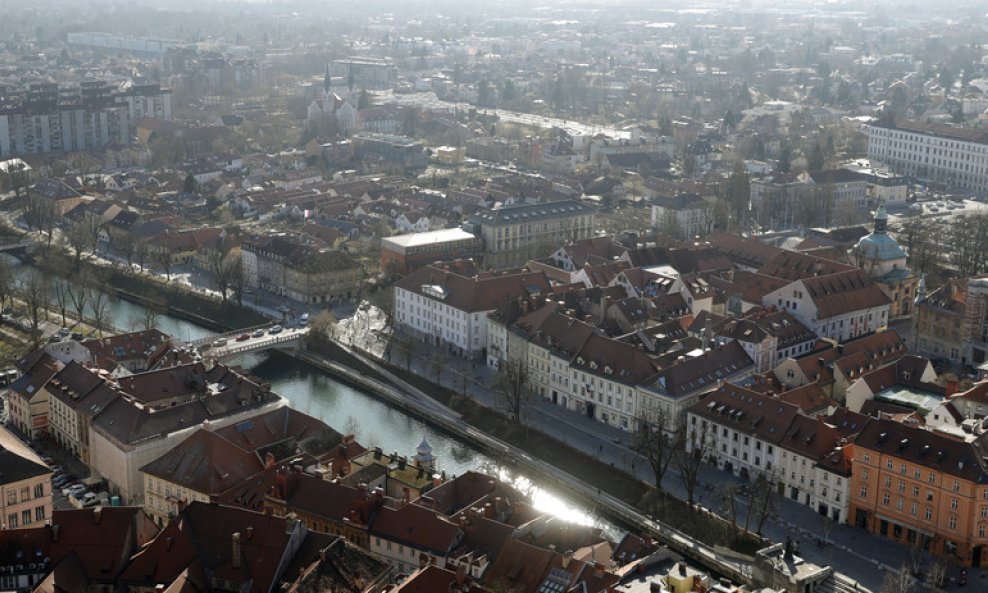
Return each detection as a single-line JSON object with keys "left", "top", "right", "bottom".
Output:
{"left": 757, "top": 250, "right": 855, "bottom": 281}
{"left": 395, "top": 261, "right": 552, "bottom": 313}
{"left": 370, "top": 503, "right": 462, "bottom": 556}
{"left": 799, "top": 269, "right": 891, "bottom": 319}
{"left": 688, "top": 383, "right": 799, "bottom": 444}
{"left": 707, "top": 231, "right": 783, "bottom": 269}
{"left": 120, "top": 502, "right": 295, "bottom": 593}
{"left": 139, "top": 430, "right": 264, "bottom": 495}
{"left": 856, "top": 418, "right": 988, "bottom": 483}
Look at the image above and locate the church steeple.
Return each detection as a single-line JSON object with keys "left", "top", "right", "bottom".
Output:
{"left": 873, "top": 202, "right": 888, "bottom": 234}
{"left": 323, "top": 64, "right": 331, "bottom": 97}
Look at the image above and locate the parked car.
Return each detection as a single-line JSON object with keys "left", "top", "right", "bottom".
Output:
{"left": 61, "top": 484, "right": 83, "bottom": 496}
{"left": 71, "top": 332, "right": 84, "bottom": 341}
{"left": 299, "top": 313, "right": 310, "bottom": 323}
{"left": 53, "top": 475, "right": 71, "bottom": 488}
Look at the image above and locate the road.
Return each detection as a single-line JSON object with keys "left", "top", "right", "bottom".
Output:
{"left": 378, "top": 90, "right": 631, "bottom": 139}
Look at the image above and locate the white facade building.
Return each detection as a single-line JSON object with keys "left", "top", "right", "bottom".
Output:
{"left": 862, "top": 120, "right": 988, "bottom": 195}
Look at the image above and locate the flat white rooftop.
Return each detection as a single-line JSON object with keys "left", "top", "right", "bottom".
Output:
{"left": 383, "top": 228, "right": 477, "bottom": 248}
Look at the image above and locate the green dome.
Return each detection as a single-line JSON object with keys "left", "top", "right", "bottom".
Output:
{"left": 854, "top": 203, "right": 907, "bottom": 261}
{"left": 854, "top": 232, "right": 907, "bottom": 261}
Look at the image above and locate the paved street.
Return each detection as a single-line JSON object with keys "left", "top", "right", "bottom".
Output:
{"left": 337, "top": 309, "right": 982, "bottom": 592}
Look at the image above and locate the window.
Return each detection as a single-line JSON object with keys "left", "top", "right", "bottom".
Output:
{"left": 912, "top": 485, "right": 920, "bottom": 497}
{"left": 884, "top": 477, "right": 892, "bottom": 488}
{"left": 886, "top": 460, "right": 894, "bottom": 469}
{"left": 863, "top": 453, "right": 871, "bottom": 463}
{"left": 949, "top": 516, "right": 958, "bottom": 530}
{"left": 925, "top": 507, "right": 933, "bottom": 521}
{"left": 951, "top": 498, "right": 959, "bottom": 510}
{"left": 898, "top": 481, "right": 906, "bottom": 493}
{"left": 34, "top": 507, "right": 44, "bottom": 522}
{"left": 6, "top": 514, "right": 15, "bottom": 528}
{"left": 33, "top": 484, "right": 43, "bottom": 498}
{"left": 860, "top": 486, "right": 868, "bottom": 498}
{"left": 953, "top": 481, "right": 961, "bottom": 492}
{"left": 19, "top": 487, "right": 28, "bottom": 503}
{"left": 882, "top": 493, "right": 890, "bottom": 506}
{"left": 20, "top": 510, "right": 29, "bottom": 526}
{"left": 5, "top": 491, "right": 14, "bottom": 505}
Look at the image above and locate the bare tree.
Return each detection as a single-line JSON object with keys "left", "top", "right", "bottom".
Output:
{"left": 66, "top": 276, "right": 90, "bottom": 324}
{"left": 746, "top": 471, "right": 777, "bottom": 535}
{"left": 64, "top": 218, "right": 99, "bottom": 271}
{"left": 389, "top": 335, "right": 413, "bottom": 371}
{"left": 343, "top": 415, "right": 361, "bottom": 441}
{"left": 22, "top": 194, "right": 58, "bottom": 249}
{"left": 52, "top": 280, "right": 70, "bottom": 327}
{"left": 494, "top": 359, "right": 531, "bottom": 424}
{"left": 879, "top": 565, "right": 915, "bottom": 593}
{"left": 925, "top": 557, "right": 949, "bottom": 589}
{"left": 152, "top": 245, "right": 177, "bottom": 281}
{"left": 717, "top": 482, "right": 742, "bottom": 541}
{"left": 17, "top": 271, "right": 50, "bottom": 348}
{"left": 428, "top": 351, "right": 447, "bottom": 383}
{"left": 134, "top": 239, "right": 151, "bottom": 273}
{"left": 88, "top": 278, "right": 111, "bottom": 337}
{"left": 676, "top": 428, "right": 711, "bottom": 508}
{"left": 0, "top": 258, "right": 13, "bottom": 314}
{"left": 632, "top": 408, "right": 678, "bottom": 490}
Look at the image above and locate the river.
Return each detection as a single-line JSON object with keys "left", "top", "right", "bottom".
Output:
{"left": 3, "top": 254, "right": 613, "bottom": 532}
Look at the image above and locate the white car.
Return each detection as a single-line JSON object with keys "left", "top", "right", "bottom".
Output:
{"left": 213, "top": 337, "right": 228, "bottom": 347}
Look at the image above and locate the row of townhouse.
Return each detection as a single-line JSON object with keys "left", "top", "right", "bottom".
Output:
{"left": 490, "top": 300, "right": 754, "bottom": 432}
{"left": 685, "top": 383, "right": 863, "bottom": 523}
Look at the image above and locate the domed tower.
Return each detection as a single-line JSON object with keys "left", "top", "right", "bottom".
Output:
{"left": 413, "top": 437, "right": 435, "bottom": 470}
{"left": 850, "top": 203, "right": 908, "bottom": 278}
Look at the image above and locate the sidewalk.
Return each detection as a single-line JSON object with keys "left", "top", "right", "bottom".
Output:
{"left": 341, "top": 310, "right": 979, "bottom": 592}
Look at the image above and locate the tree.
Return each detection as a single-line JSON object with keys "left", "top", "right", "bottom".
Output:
{"left": 676, "top": 428, "right": 711, "bottom": 508}
{"left": 716, "top": 482, "right": 743, "bottom": 541}
{"left": 153, "top": 245, "right": 177, "bottom": 281}
{"left": 208, "top": 249, "right": 243, "bottom": 302}
{"left": 879, "top": 565, "right": 915, "bottom": 593}
{"left": 777, "top": 141, "right": 792, "bottom": 174}
{"left": 22, "top": 194, "right": 58, "bottom": 249}
{"left": 65, "top": 218, "right": 99, "bottom": 271}
{"left": 747, "top": 472, "right": 777, "bottom": 535}
{"left": 66, "top": 276, "right": 90, "bottom": 324}
{"left": 428, "top": 351, "right": 447, "bottom": 383}
{"left": 494, "top": 359, "right": 531, "bottom": 424}
{"left": 389, "top": 335, "right": 413, "bottom": 371}
{"left": 305, "top": 310, "right": 339, "bottom": 349}
{"left": 0, "top": 258, "right": 12, "bottom": 315}
{"left": 89, "top": 281, "right": 111, "bottom": 338}
{"left": 726, "top": 161, "right": 751, "bottom": 231}
{"left": 632, "top": 409, "right": 678, "bottom": 490}
{"left": 17, "top": 271, "right": 50, "bottom": 348}
{"left": 52, "top": 280, "right": 70, "bottom": 327}
{"left": 183, "top": 173, "right": 198, "bottom": 194}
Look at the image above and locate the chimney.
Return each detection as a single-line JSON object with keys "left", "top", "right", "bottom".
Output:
{"left": 232, "top": 532, "right": 242, "bottom": 569}
{"left": 455, "top": 563, "right": 466, "bottom": 588}
{"left": 401, "top": 487, "right": 410, "bottom": 507}
{"left": 93, "top": 506, "right": 102, "bottom": 525}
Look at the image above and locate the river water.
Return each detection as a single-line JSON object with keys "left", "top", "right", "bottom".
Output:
{"left": 3, "top": 255, "right": 611, "bottom": 531}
